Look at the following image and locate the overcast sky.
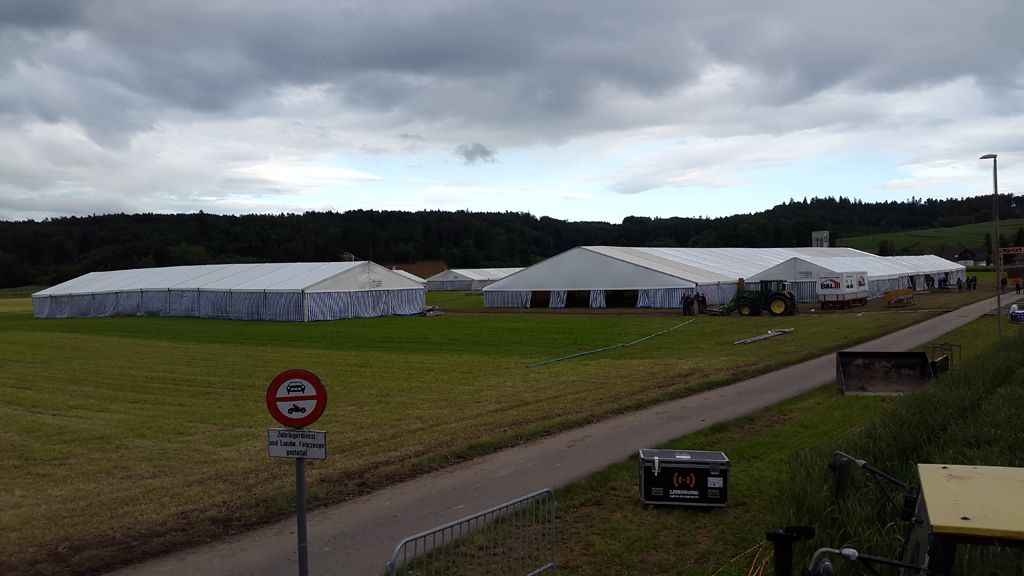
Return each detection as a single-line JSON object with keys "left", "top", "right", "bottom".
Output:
{"left": 1, "top": 1, "right": 1022, "bottom": 223}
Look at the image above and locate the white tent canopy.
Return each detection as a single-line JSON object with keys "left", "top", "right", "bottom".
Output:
{"left": 748, "top": 257, "right": 857, "bottom": 302}
{"left": 425, "top": 267, "right": 523, "bottom": 291}
{"left": 33, "top": 262, "right": 426, "bottom": 321}
{"left": 390, "top": 269, "right": 427, "bottom": 286}
{"left": 600, "top": 246, "right": 874, "bottom": 284}
{"left": 484, "top": 246, "right": 964, "bottom": 309}
{"left": 752, "top": 257, "right": 887, "bottom": 299}
{"left": 752, "top": 254, "right": 965, "bottom": 297}
{"left": 887, "top": 255, "right": 968, "bottom": 291}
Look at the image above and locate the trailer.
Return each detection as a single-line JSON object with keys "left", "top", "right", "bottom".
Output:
{"left": 817, "top": 272, "right": 869, "bottom": 310}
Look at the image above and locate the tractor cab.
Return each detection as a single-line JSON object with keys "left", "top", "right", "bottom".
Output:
{"left": 719, "top": 279, "right": 798, "bottom": 317}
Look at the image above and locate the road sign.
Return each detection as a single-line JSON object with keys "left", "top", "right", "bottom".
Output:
{"left": 266, "top": 369, "right": 327, "bottom": 428}
{"left": 269, "top": 428, "right": 327, "bottom": 460}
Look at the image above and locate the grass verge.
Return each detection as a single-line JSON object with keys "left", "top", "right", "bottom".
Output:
{"left": 551, "top": 318, "right": 1024, "bottom": 575}
{"left": 776, "top": 329, "right": 1024, "bottom": 575}
{"left": 552, "top": 387, "right": 892, "bottom": 576}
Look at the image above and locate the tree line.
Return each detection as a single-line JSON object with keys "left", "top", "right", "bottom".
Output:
{"left": 1, "top": 194, "right": 1020, "bottom": 288}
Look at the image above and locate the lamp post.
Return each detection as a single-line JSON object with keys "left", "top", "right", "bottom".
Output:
{"left": 981, "top": 154, "right": 1000, "bottom": 336}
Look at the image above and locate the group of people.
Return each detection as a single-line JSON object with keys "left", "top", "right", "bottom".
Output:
{"left": 955, "top": 276, "right": 979, "bottom": 292}
{"left": 997, "top": 276, "right": 1022, "bottom": 293}
{"left": 682, "top": 292, "right": 708, "bottom": 315}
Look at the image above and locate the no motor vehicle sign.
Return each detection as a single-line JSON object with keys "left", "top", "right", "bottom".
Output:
{"left": 266, "top": 368, "right": 327, "bottom": 428}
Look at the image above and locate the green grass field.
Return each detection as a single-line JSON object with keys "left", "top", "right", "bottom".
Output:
{"left": 0, "top": 288, "right": 998, "bottom": 574}
{"left": 0, "top": 285, "right": 46, "bottom": 298}
{"left": 837, "top": 218, "right": 1024, "bottom": 255}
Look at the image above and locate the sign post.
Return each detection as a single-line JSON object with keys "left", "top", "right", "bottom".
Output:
{"left": 267, "top": 369, "right": 328, "bottom": 576}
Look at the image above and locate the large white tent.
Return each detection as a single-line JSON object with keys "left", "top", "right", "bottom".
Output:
{"left": 751, "top": 255, "right": 966, "bottom": 299}
{"left": 32, "top": 262, "right": 426, "bottom": 321}
{"left": 425, "top": 268, "right": 523, "bottom": 291}
{"left": 483, "top": 246, "right": 964, "bottom": 309}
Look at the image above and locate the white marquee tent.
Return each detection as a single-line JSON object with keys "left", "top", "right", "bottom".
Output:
{"left": 483, "top": 246, "right": 964, "bottom": 309}
{"left": 425, "top": 268, "right": 524, "bottom": 291}
{"left": 32, "top": 262, "right": 426, "bottom": 321}
{"left": 751, "top": 255, "right": 966, "bottom": 299}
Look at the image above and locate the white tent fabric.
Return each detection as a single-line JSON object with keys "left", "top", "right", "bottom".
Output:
{"left": 484, "top": 246, "right": 964, "bottom": 308}
{"left": 752, "top": 255, "right": 965, "bottom": 298}
{"left": 426, "top": 268, "right": 524, "bottom": 291}
{"left": 483, "top": 246, "right": 869, "bottom": 308}
{"left": 32, "top": 262, "right": 426, "bottom": 321}
{"left": 887, "top": 255, "right": 968, "bottom": 291}
{"left": 390, "top": 269, "right": 427, "bottom": 286}
{"left": 748, "top": 257, "right": 847, "bottom": 302}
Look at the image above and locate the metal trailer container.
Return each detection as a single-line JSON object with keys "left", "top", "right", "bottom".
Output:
{"left": 817, "top": 271, "right": 870, "bottom": 309}
{"left": 638, "top": 449, "right": 730, "bottom": 507}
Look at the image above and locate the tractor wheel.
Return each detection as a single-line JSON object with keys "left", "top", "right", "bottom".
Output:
{"left": 768, "top": 295, "right": 791, "bottom": 316}
{"left": 737, "top": 300, "right": 758, "bottom": 316}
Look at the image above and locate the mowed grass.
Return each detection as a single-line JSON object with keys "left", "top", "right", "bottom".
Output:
{"left": 554, "top": 387, "right": 893, "bottom": 576}
{"left": 0, "top": 290, "right": 987, "bottom": 574}
{"left": 552, "top": 316, "right": 1017, "bottom": 576}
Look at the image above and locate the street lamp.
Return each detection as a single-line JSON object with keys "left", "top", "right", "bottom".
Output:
{"left": 980, "top": 154, "right": 1000, "bottom": 336}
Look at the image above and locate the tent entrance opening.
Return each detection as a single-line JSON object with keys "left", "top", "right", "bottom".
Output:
{"left": 605, "top": 290, "right": 639, "bottom": 308}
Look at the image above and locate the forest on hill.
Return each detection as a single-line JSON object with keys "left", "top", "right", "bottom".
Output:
{"left": 2, "top": 194, "right": 1021, "bottom": 288}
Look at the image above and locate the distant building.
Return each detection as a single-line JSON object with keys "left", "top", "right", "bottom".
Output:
{"left": 945, "top": 246, "right": 985, "bottom": 267}
{"left": 811, "top": 231, "right": 830, "bottom": 247}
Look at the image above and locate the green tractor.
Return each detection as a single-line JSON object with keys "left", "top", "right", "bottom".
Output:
{"left": 720, "top": 279, "right": 798, "bottom": 317}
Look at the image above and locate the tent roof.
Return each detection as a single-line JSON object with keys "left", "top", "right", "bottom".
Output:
{"left": 485, "top": 247, "right": 699, "bottom": 290}
{"left": 487, "top": 246, "right": 877, "bottom": 291}
{"left": 749, "top": 253, "right": 964, "bottom": 282}
{"left": 390, "top": 269, "right": 426, "bottom": 284}
{"left": 886, "top": 255, "right": 966, "bottom": 275}
{"left": 748, "top": 257, "right": 852, "bottom": 281}
{"left": 34, "top": 262, "right": 423, "bottom": 296}
{"left": 426, "top": 268, "right": 524, "bottom": 282}
{"left": 483, "top": 246, "right": 968, "bottom": 292}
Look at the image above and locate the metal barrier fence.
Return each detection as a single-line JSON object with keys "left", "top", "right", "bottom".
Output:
{"left": 384, "top": 489, "right": 557, "bottom": 576}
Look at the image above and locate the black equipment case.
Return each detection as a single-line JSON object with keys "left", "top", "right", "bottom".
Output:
{"left": 638, "top": 449, "right": 730, "bottom": 507}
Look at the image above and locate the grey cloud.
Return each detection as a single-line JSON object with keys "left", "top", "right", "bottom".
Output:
{"left": 455, "top": 142, "right": 497, "bottom": 165}
{"left": 0, "top": 1, "right": 84, "bottom": 29}
{"left": 0, "top": 0, "right": 1022, "bottom": 221}
{"left": 695, "top": 2, "right": 1024, "bottom": 104}
{"left": 2, "top": 1, "right": 1022, "bottom": 146}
